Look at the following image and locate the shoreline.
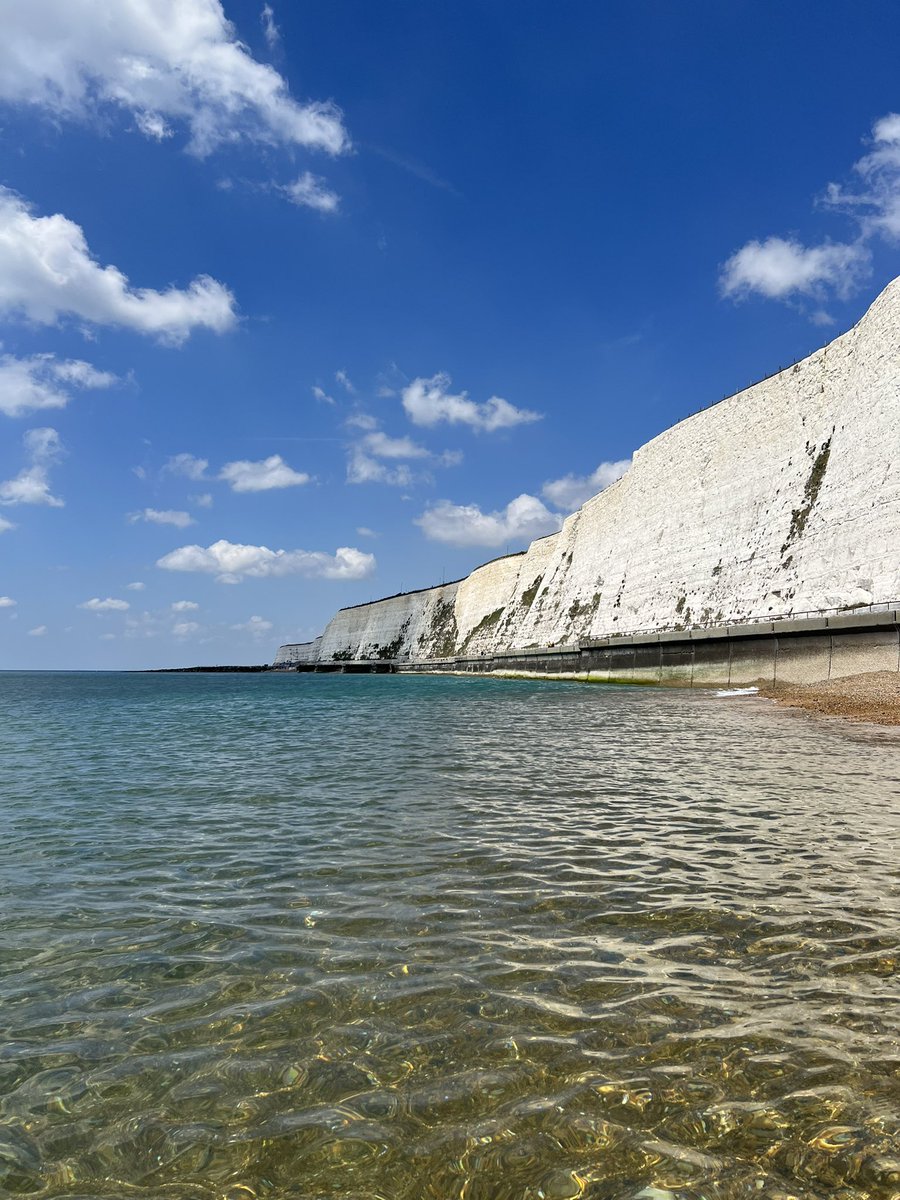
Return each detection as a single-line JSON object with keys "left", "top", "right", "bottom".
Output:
{"left": 761, "top": 670, "right": 900, "bottom": 726}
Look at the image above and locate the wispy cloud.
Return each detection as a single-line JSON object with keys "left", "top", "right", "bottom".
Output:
{"left": 0, "top": 353, "right": 119, "bottom": 418}
{"left": 163, "top": 454, "right": 208, "bottom": 480}
{"left": 260, "top": 4, "right": 280, "bottom": 51}
{"left": 279, "top": 172, "right": 339, "bottom": 213}
{"left": 0, "top": 427, "right": 65, "bottom": 508}
{"left": 368, "top": 144, "right": 459, "bottom": 196}
{"left": 129, "top": 508, "right": 195, "bottom": 528}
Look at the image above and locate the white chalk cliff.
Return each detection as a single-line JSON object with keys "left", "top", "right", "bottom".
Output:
{"left": 284, "top": 279, "right": 900, "bottom": 664}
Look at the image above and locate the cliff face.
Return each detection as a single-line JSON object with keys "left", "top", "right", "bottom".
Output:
{"left": 292, "top": 279, "right": 900, "bottom": 664}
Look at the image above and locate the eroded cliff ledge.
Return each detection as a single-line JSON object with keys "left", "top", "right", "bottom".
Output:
{"left": 276, "top": 279, "right": 900, "bottom": 666}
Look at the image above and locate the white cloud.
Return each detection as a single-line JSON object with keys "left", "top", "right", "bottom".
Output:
{"left": 219, "top": 454, "right": 310, "bottom": 492}
{"left": 130, "top": 507, "right": 195, "bottom": 527}
{"left": 0, "top": 0, "right": 349, "bottom": 157}
{"left": 720, "top": 112, "right": 900, "bottom": 305}
{"left": 164, "top": 453, "right": 208, "bottom": 479}
{"left": 720, "top": 237, "right": 867, "bottom": 301}
{"left": 402, "top": 373, "right": 541, "bottom": 432}
{"left": 346, "top": 449, "right": 415, "bottom": 486}
{"left": 281, "top": 172, "right": 339, "bottom": 213}
{"left": 28, "top": 625, "right": 47, "bottom": 636}
{"left": 363, "top": 431, "right": 431, "bottom": 459}
{"left": 826, "top": 112, "right": 900, "bottom": 241}
{"left": 345, "top": 426, "right": 459, "bottom": 485}
{"left": 157, "top": 538, "right": 375, "bottom": 583}
{"left": 335, "top": 369, "right": 356, "bottom": 394}
{"left": 312, "top": 385, "right": 335, "bottom": 405}
{"left": 192, "top": 492, "right": 214, "bottom": 507}
{"left": 172, "top": 620, "right": 200, "bottom": 637}
{"left": 0, "top": 516, "right": 16, "bottom": 532}
{"left": 416, "top": 493, "right": 562, "bottom": 548}
{"left": 541, "top": 458, "right": 631, "bottom": 512}
{"left": 0, "top": 426, "right": 65, "bottom": 508}
{"left": 260, "top": 4, "right": 280, "bottom": 51}
{"left": 135, "top": 110, "right": 172, "bottom": 140}
{"left": 0, "top": 596, "right": 16, "bottom": 607}
{"left": 126, "top": 581, "right": 146, "bottom": 590}
{"left": 0, "top": 352, "right": 118, "bottom": 417}
{"left": 171, "top": 599, "right": 199, "bottom": 611}
{"left": 231, "top": 614, "right": 273, "bottom": 635}
{"left": 0, "top": 188, "right": 236, "bottom": 342}
{"left": 345, "top": 411, "right": 378, "bottom": 430}
{"left": 356, "top": 526, "right": 378, "bottom": 538}
{"left": 80, "top": 597, "right": 130, "bottom": 612}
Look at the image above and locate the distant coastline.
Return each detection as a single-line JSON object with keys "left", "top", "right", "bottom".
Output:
{"left": 147, "top": 664, "right": 273, "bottom": 673}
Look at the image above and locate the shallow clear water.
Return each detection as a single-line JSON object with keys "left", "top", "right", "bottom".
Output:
{"left": 0, "top": 670, "right": 898, "bottom": 1200}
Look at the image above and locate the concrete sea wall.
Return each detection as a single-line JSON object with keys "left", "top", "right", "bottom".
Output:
{"left": 276, "top": 279, "right": 900, "bottom": 676}
{"left": 399, "top": 610, "right": 900, "bottom": 688}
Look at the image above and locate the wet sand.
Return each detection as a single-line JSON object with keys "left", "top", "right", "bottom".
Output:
{"left": 764, "top": 670, "right": 900, "bottom": 725}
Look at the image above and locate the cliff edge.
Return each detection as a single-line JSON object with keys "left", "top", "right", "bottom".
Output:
{"left": 278, "top": 279, "right": 900, "bottom": 665}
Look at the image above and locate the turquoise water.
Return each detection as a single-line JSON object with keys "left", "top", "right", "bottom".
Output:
{"left": 0, "top": 670, "right": 898, "bottom": 1200}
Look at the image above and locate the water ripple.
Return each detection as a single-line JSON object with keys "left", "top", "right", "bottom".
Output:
{"left": 0, "top": 670, "right": 898, "bottom": 1198}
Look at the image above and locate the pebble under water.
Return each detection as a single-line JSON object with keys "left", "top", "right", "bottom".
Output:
{"left": 0, "top": 669, "right": 898, "bottom": 1200}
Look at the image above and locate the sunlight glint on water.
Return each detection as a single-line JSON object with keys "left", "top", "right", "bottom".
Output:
{"left": 0, "top": 670, "right": 898, "bottom": 1199}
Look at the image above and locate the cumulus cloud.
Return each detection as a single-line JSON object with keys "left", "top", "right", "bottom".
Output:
{"left": 0, "top": 516, "right": 16, "bottom": 532}
{"left": 171, "top": 600, "right": 199, "bottom": 611}
{"left": 192, "top": 492, "right": 214, "bottom": 507}
{"left": 130, "top": 507, "right": 195, "bottom": 527}
{"left": 157, "top": 538, "right": 375, "bottom": 583}
{"left": 541, "top": 458, "right": 631, "bottom": 512}
{"left": 402, "top": 373, "right": 541, "bottom": 432}
{"left": 0, "top": 353, "right": 118, "bottom": 418}
{"left": 721, "top": 112, "right": 900, "bottom": 306}
{"left": 0, "top": 0, "right": 349, "bottom": 157}
{"left": 126, "top": 581, "right": 146, "bottom": 590}
{"left": 80, "top": 597, "right": 130, "bottom": 612}
{"left": 164, "top": 453, "right": 209, "bottom": 479}
{"left": 28, "top": 625, "right": 47, "bottom": 636}
{"left": 0, "top": 426, "right": 65, "bottom": 507}
{"left": 416, "top": 493, "right": 562, "bottom": 547}
{"left": 720, "top": 237, "right": 868, "bottom": 301}
{"left": 219, "top": 454, "right": 310, "bottom": 492}
{"left": 0, "top": 188, "right": 236, "bottom": 342}
{"left": 0, "top": 596, "right": 17, "bottom": 607}
{"left": 312, "top": 385, "right": 335, "bottom": 405}
{"left": 335, "top": 369, "right": 355, "bottom": 394}
{"left": 280, "top": 172, "right": 339, "bottom": 213}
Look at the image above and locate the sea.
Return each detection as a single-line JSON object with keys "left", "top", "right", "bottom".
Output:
{"left": 1, "top": 670, "right": 898, "bottom": 1200}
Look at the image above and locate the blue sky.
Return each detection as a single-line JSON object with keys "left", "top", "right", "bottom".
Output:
{"left": 2, "top": 0, "right": 900, "bottom": 668}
